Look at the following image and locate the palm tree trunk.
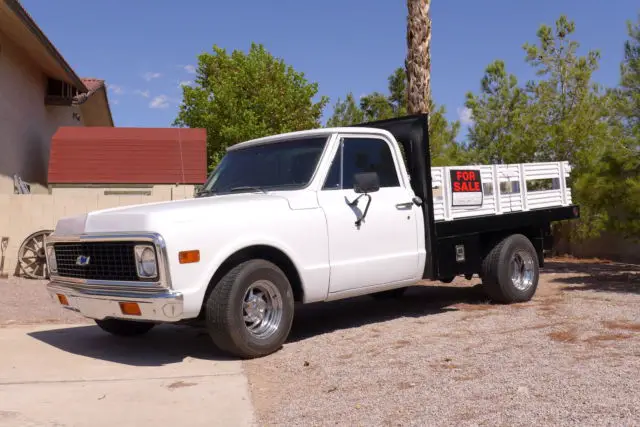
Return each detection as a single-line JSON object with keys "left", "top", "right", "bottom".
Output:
{"left": 406, "top": 0, "right": 431, "bottom": 114}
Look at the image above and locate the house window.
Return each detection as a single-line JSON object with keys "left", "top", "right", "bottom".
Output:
{"left": 45, "top": 78, "right": 78, "bottom": 105}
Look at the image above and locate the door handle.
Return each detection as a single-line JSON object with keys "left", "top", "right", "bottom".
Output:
{"left": 395, "top": 202, "right": 413, "bottom": 210}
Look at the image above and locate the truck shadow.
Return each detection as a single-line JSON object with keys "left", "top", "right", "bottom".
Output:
{"left": 287, "top": 283, "right": 488, "bottom": 343}
{"left": 27, "top": 323, "right": 234, "bottom": 366}
{"left": 27, "top": 283, "right": 488, "bottom": 365}
{"left": 544, "top": 261, "right": 640, "bottom": 295}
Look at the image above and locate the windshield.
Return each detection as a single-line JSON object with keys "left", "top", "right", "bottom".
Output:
{"left": 199, "top": 136, "right": 329, "bottom": 195}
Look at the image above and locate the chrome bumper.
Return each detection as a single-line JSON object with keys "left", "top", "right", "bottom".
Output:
{"left": 47, "top": 280, "right": 184, "bottom": 322}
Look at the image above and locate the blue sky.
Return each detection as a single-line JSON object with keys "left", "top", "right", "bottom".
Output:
{"left": 22, "top": 0, "right": 639, "bottom": 139}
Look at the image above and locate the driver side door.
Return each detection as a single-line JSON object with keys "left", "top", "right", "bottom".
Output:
{"left": 317, "top": 135, "right": 420, "bottom": 294}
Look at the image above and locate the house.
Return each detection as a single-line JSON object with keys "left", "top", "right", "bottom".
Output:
{"left": 0, "top": 0, "right": 113, "bottom": 195}
{"left": 0, "top": 126, "right": 206, "bottom": 279}
{"left": 48, "top": 127, "right": 207, "bottom": 198}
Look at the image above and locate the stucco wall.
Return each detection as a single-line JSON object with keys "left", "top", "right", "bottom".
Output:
{"left": 0, "top": 188, "right": 195, "bottom": 278}
{"left": 0, "top": 28, "right": 83, "bottom": 195}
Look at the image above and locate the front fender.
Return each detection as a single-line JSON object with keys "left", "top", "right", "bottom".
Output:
{"left": 168, "top": 219, "right": 330, "bottom": 318}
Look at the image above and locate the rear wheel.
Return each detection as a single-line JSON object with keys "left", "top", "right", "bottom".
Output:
{"left": 205, "top": 259, "right": 295, "bottom": 359}
{"left": 94, "top": 319, "right": 155, "bottom": 336}
{"left": 480, "top": 234, "right": 539, "bottom": 303}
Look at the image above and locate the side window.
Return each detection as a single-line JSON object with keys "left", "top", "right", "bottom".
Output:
{"left": 322, "top": 137, "right": 401, "bottom": 190}
{"left": 342, "top": 137, "right": 400, "bottom": 188}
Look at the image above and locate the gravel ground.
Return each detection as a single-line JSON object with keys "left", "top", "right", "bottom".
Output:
{"left": 244, "top": 258, "right": 640, "bottom": 426}
{"left": 2, "top": 258, "right": 639, "bottom": 426}
{"left": 0, "top": 276, "right": 89, "bottom": 326}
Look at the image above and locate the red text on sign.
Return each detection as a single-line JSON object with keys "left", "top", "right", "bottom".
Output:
{"left": 453, "top": 181, "right": 480, "bottom": 192}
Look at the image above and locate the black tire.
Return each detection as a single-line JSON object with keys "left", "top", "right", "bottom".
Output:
{"left": 94, "top": 318, "right": 155, "bottom": 336}
{"left": 205, "top": 259, "right": 295, "bottom": 359}
{"left": 370, "top": 287, "right": 408, "bottom": 300}
{"left": 480, "top": 234, "right": 540, "bottom": 303}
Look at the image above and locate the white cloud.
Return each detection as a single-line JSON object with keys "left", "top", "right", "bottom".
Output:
{"left": 184, "top": 64, "right": 196, "bottom": 74}
{"left": 178, "top": 80, "right": 193, "bottom": 88}
{"left": 142, "top": 72, "right": 162, "bottom": 81}
{"left": 149, "top": 95, "right": 169, "bottom": 109}
{"left": 134, "top": 89, "right": 150, "bottom": 98}
{"left": 112, "top": 99, "right": 119, "bottom": 105}
{"left": 457, "top": 106, "right": 474, "bottom": 126}
{"left": 106, "top": 84, "right": 124, "bottom": 95}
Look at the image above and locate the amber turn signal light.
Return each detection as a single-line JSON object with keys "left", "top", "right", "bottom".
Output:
{"left": 119, "top": 302, "right": 142, "bottom": 316}
{"left": 57, "top": 294, "right": 69, "bottom": 306}
{"left": 179, "top": 250, "right": 200, "bottom": 264}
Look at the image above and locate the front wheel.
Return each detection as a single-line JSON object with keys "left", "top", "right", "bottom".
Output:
{"left": 205, "top": 259, "right": 295, "bottom": 359}
{"left": 480, "top": 234, "right": 539, "bottom": 303}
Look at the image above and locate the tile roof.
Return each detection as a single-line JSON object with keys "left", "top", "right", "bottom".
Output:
{"left": 48, "top": 127, "right": 208, "bottom": 185}
{"left": 73, "top": 78, "right": 105, "bottom": 105}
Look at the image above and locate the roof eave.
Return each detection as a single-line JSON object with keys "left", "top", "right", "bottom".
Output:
{"left": 4, "top": 0, "right": 88, "bottom": 93}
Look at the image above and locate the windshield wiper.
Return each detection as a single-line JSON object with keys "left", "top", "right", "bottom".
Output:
{"left": 229, "top": 186, "right": 267, "bottom": 194}
{"left": 195, "top": 189, "right": 216, "bottom": 198}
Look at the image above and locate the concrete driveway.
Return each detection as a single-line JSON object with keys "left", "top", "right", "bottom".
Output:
{"left": 0, "top": 324, "right": 255, "bottom": 427}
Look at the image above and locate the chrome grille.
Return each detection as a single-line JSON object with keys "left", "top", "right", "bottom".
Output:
{"left": 53, "top": 241, "right": 148, "bottom": 281}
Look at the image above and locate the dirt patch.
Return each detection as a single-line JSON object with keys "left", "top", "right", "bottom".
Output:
{"left": 603, "top": 320, "right": 640, "bottom": 332}
{"left": 548, "top": 328, "right": 579, "bottom": 343}
{"left": 584, "top": 333, "right": 633, "bottom": 344}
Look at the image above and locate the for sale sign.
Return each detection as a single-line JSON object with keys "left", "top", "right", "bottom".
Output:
{"left": 449, "top": 168, "right": 483, "bottom": 207}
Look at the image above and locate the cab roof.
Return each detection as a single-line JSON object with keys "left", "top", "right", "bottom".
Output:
{"left": 227, "top": 126, "right": 395, "bottom": 151}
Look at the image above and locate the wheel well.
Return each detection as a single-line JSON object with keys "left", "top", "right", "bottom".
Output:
{"left": 479, "top": 226, "right": 546, "bottom": 267}
{"left": 199, "top": 245, "right": 304, "bottom": 318}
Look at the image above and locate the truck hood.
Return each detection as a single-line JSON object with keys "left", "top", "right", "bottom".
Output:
{"left": 53, "top": 191, "right": 318, "bottom": 236}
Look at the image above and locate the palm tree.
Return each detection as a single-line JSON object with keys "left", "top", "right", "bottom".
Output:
{"left": 406, "top": 0, "right": 431, "bottom": 114}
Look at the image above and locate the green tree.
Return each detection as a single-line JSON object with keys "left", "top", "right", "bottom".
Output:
{"left": 464, "top": 15, "right": 626, "bottom": 239}
{"left": 521, "top": 15, "right": 608, "bottom": 166}
{"left": 325, "top": 93, "right": 364, "bottom": 127}
{"left": 615, "top": 13, "right": 640, "bottom": 141}
{"left": 576, "top": 13, "right": 640, "bottom": 240}
{"left": 174, "top": 43, "right": 329, "bottom": 169}
{"left": 464, "top": 60, "right": 534, "bottom": 164}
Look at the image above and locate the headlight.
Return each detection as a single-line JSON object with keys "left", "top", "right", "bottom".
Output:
{"left": 134, "top": 245, "right": 158, "bottom": 278}
{"left": 46, "top": 245, "right": 57, "bottom": 273}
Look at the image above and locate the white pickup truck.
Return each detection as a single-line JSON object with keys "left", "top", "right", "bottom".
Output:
{"left": 44, "top": 114, "right": 580, "bottom": 359}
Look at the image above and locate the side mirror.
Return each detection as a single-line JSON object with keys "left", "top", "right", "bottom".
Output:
{"left": 349, "top": 172, "right": 379, "bottom": 228}
{"left": 353, "top": 172, "right": 380, "bottom": 194}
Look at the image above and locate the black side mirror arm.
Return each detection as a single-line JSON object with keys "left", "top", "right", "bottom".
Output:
{"left": 348, "top": 193, "right": 372, "bottom": 227}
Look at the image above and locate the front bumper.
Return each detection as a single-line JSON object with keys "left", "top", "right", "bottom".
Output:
{"left": 47, "top": 280, "right": 184, "bottom": 322}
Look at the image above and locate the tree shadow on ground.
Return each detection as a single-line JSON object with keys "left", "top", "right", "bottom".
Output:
{"left": 287, "top": 283, "right": 489, "bottom": 343}
{"left": 28, "top": 323, "right": 233, "bottom": 366}
{"left": 543, "top": 261, "right": 640, "bottom": 295}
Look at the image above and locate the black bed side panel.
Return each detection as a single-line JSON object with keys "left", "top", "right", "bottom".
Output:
{"left": 433, "top": 205, "right": 580, "bottom": 279}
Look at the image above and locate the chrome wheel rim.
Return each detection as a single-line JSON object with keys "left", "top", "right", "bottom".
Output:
{"left": 510, "top": 250, "right": 535, "bottom": 291}
{"left": 242, "top": 280, "right": 283, "bottom": 339}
